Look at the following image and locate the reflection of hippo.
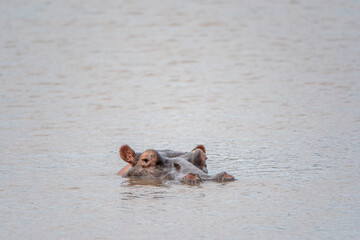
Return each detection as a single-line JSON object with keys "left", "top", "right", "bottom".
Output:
{"left": 117, "top": 145, "right": 234, "bottom": 185}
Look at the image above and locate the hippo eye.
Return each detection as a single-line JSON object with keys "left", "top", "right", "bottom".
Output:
{"left": 174, "top": 163, "right": 181, "bottom": 171}
{"left": 142, "top": 158, "right": 149, "bottom": 163}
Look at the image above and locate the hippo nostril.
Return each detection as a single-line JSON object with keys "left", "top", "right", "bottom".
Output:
{"left": 142, "top": 158, "right": 149, "bottom": 163}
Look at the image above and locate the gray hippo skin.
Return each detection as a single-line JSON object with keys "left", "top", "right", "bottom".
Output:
{"left": 118, "top": 145, "right": 235, "bottom": 185}
{"left": 158, "top": 144, "right": 208, "bottom": 173}
{"left": 117, "top": 144, "right": 208, "bottom": 176}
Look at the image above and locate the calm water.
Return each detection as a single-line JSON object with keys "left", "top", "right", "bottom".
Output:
{"left": 1, "top": 0, "right": 360, "bottom": 239}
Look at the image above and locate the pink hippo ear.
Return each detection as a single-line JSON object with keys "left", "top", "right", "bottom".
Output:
{"left": 119, "top": 145, "right": 136, "bottom": 165}
{"left": 192, "top": 144, "right": 206, "bottom": 154}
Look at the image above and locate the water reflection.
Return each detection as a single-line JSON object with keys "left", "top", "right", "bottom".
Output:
{"left": 122, "top": 178, "right": 167, "bottom": 188}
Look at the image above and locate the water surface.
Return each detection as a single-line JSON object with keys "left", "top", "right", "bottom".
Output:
{"left": 1, "top": 0, "right": 360, "bottom": 239}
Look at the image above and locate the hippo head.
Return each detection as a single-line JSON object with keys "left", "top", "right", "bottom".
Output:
{"left": 118, "top": 145, "right": 235, "bottom": 184}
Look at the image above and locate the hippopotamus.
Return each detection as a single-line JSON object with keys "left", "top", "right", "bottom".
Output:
{"left": 117, "top": 145, "right": 235, "bottom": 185}
{"left": 117, "top": 144, "right": 208, "bottom": 176}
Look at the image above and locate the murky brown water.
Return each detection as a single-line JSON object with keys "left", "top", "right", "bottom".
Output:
{"left": 1, "top": 0, "right": 360, "bottom": 239}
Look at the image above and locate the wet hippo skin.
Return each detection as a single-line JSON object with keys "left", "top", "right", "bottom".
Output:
{"left": 117, "top": 145, "right": 234, "bottom": 185}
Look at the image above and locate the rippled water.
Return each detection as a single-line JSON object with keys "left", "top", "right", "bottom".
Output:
{"left": 1, "top": 0, "right": 360, "bottom": 239}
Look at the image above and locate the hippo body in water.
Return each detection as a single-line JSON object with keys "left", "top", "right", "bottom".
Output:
{"left": 118, "top": 145, "right": 234, "bottom": 185}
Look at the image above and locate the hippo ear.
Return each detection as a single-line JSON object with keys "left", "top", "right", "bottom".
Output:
{"left": 119, "top": 145, "right": 136, "bottom": 165}
{"left": 192, "top": 144, "right": 206, "bottom": 154}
